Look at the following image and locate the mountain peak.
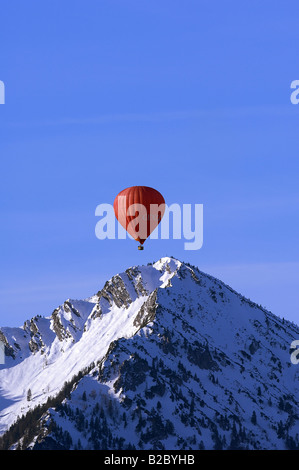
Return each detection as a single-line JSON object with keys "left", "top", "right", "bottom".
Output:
{"left": 153, "top": 256, "right": 182, "bottom": 271}
{"left": 0, "top": 257, "right": 298, "bottom": 450}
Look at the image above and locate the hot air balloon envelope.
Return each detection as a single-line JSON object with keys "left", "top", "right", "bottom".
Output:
{"left": 113, "top": 186, "right": 165, "bottom": 246}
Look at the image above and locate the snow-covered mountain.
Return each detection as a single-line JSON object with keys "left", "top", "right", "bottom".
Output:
{"left": 0, "top": 257, "right": 298, "bottom": 450}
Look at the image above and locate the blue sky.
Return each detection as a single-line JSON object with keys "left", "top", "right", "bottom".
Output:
{"left": 1, "top": 0, "right": 299, "bottom": 326}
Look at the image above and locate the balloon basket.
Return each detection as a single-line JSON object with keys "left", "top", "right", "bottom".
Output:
{"left": 138, "top": 245, "right": 144, "bottom": 250}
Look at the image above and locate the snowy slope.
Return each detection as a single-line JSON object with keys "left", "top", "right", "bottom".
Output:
{"left": 0, "top": 258, "right": 181, "bottom": 435}
{"left": 0, "top": 257, "right": 298, "bottom": 450}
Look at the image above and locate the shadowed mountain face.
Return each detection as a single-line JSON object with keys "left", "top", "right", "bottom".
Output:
{"left": 0, "top": 257, "right": 298, "bottom": 450}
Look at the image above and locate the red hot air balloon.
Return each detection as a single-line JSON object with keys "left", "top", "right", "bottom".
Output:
{"left": 113, "top": 186, "right": 165, "bottom": 249}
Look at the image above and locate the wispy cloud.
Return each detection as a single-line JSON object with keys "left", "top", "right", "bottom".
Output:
{"left": 6, "top": 104, "right": 297, "bottom": 128}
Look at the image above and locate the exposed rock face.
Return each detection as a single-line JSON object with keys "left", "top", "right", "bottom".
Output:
{"left": 51, "top": 308, "right": 69, "bottom": 341}
{"left": 0, "top": 330, "right": 15, "bottom": 360}
{"left": 187, "top": 341, "right": 219, "bottom": 370}
{"left": 133, "top": 289, "right": 157, "bottom": 329}
{"left": 98, "top": 275, "right": 133, "bottom": 309}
